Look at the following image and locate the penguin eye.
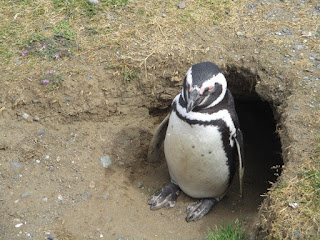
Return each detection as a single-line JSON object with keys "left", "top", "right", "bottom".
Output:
{"left": 201, "top": 86, "right": 214, "bottom": 95}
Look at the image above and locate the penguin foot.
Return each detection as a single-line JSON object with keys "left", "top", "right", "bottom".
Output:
{"left": 148, "top": 183, "right": 181, "bottom": 210}
{"left": 186, "top": 198, "right": 218, "bottom": 222}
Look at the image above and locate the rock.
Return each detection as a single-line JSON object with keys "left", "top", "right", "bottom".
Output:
{"left": 294, "top": 106, "right": 300, "bottom": 110}
{"left": 89, "top": 181, "right": 95, "bottom": 188}
{"left": 104, "top": 194, "right": 109, "bottom": 200}
{"left": 22, "top": 113, "right": 29, "bottom": 120}
{"left": 33, "top": 116, "right": 40, "bottom": 121}
{"left": 22, "top": 191, "right": 33, "bottom": 198}
{"left": 117, "top": 161, "right": 125, "bottom": 166}
{"left": 178, "top": 2, "right": 186, "bottom": 9}
{"left": 100, "top": 155, "right": 112, "bottom": 168}
{"left": 11, "top": 162, "right": 21, "bottom": 168}
{"left": 236, "top": 31, "right": 243, "bottom": 37}
{"left": 136, "top": 181, "right": 143, "bottom": 188}
{"left": 65, "top": 97, "right": 71, "bottom": 102}
{"left": 88, "top": 0, "right": 99, "bottom": 4}
{"left": 301, "top": 31, "right": 312, "bottom": 37}
{"left": 39, "top": 129, "right": 45, "bottom": 136}
{"left": 15, "top": 223, "right": 23, "bottom": 228}
{"left": 32, "top": 99, "right": 40, "bottom": 103}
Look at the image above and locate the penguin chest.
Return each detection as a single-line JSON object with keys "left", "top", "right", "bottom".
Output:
{"left": 164, "top": 111, "right": 230, "bottom": 198}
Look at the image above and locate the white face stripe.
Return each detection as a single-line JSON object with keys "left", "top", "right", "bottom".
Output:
{"left": 203, "top": 73, "right": 227, "bottom": 108}
{"left": 186, "top": 67, "right": 193, "bottom": 85}
{"left": 181, "top": 67, "right": 193, "bottom": 101}
{"left": 174, "top": 94, "right": 236, "bottom": 145}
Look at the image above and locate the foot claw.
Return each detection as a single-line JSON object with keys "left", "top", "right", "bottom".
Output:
{"left": 186, "top": 198, "right": 218, "bottom": 222}
{"left": 148, "top": 183, "right": 180, "bottom": 210}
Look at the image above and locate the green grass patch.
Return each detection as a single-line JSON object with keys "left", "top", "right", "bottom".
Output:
{"left": 205, "top": 219, "right": 247, "bottom": 240}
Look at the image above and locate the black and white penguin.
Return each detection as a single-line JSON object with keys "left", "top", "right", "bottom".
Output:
{"left": 147, "top": 62, "right": 244, "bottom": 222}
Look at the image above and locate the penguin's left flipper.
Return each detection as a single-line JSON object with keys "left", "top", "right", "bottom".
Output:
{"left": 148, "top": 114, "right": 170, "bottom": 163}
{"left": 186, "top": 198, "right": 218, "bottom": 222}
{"left": 234, "top": 128, "right": 244, "bottom": 198}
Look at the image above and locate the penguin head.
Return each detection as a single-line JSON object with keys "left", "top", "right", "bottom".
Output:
{"left": 182, "top": 62, "right": 228, "bottom": 113}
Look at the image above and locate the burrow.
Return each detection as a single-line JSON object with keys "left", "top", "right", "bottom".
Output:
{"left": 146, "top": 63, "right": 284, "bottom": 225}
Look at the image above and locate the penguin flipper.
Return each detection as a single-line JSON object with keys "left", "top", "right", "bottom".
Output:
{"left": 234, "top": 128, "right": 244, "bottom": 198}
{"left": 148, "top": 114, "right": 170, "bottom": 163}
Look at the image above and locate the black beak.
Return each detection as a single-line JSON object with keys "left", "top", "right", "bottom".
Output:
{"left": 186, "top": 89, "right": 200, "bottom": 113}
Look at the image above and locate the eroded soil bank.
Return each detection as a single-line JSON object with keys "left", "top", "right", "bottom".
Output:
{"left": 1, "top": 0, "right": 319, "bottom": 239}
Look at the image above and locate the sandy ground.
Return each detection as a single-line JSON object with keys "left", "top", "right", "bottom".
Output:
{"left": 1, "top": 0, "right": 319, "bottom": 239}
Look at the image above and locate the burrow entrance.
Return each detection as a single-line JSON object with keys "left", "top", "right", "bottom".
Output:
{"left": 225, "top": 66, "right": 284, "bottom": 201}
{"left": 147, "top": 65, "right": 284, "bottom": 230}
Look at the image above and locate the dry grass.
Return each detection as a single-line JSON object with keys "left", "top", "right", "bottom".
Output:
{"left": 259, "top": 136, "right": 320, "bottom": 239}
{"left": 1, "top": 0, "right": 243, "bottom": 83}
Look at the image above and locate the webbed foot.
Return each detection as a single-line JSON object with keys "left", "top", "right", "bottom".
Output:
{"left": 148, "top": 183, "right": 181, "bottom": 210}
{"left": 186, "top": 198, "right": 218, "bottom": 222}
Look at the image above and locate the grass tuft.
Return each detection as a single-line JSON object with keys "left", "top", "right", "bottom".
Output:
{"left": 205, "top": 219, "right": 247, "bottom": 240}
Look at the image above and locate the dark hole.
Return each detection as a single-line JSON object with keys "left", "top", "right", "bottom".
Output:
{"left": 225, "top": 65, "right": 284, "bottom": 196}
{"left": 235, "top": 98, "right": 283, "bottom": 194}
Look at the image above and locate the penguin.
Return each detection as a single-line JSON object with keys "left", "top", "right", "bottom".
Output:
{"left": 147, "top": 62, "right": 244, "bottom": 222}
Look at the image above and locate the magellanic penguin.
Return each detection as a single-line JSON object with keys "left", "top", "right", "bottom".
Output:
{"left": 147, "top": 62, "right": 244, "bottom": 222}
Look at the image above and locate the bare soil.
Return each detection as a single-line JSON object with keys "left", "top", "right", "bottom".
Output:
{"left": 1, "top": 1, "right": 319, "bottom": 239}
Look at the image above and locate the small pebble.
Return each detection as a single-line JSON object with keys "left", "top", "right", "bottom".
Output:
{"left": 47, "top": 236, "right": 54, "bottom": 240}
{"left": 57, "top": 195, "right": 64, "bottom": 200}
{"left": 136, "top": 181, "right": 143, "bottom": 188}
{"left": 117, "top": 161, "right": 125, "bottom": 166}
{"left": 11, "top": 162, "right": 21, "bottom": 168}
{"left": 36, "top": 160, "right": 40, "bottom": 164}
{"left": 104, "top": 194, "right": 109, "bottom": 200}
{"left": 22, "top": 191, "right": 33, "bottom": 198}
{"left": 294, "top": 106, "right": 300, "bottom": 110}
{"left": 89, "top": 181, "right": 95, "bottom": 188}
{"left": 39, "top": 129, "right": 45, "bottom": 136}
{"left": 178, "top": 2, "right": 186, "bottom": 9}
{"left": 109, "top": 216, "right": 113, "bottom": 221}
{"left": 65, "top": 97, "right": 71, "bottom": 102}
{"left": 33, "top": 116, "right": 40, "bottom": 121}
{"left": 88, "top": 75, "right": 93, "bottom": 79}
{"left": 15, "top": 223, "right": 23, "bottom": 228}
{"left": 236, "top": 31, "right": 243, "bottom": 37}
{"left": 22, "top": 113, "right": 29, "bottom": 120}
{"left": 88, "top": 0, "right": 99, "bottom": 4}
{"left": 100, "top": 155, "right": 112, "bottom": 168}
{"left": 32, "top": 99, "right": 40, "bottom": 103}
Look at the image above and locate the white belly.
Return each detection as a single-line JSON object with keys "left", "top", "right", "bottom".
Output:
{"left": 164, "top": 111, "right": 230, "bottom": 198}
